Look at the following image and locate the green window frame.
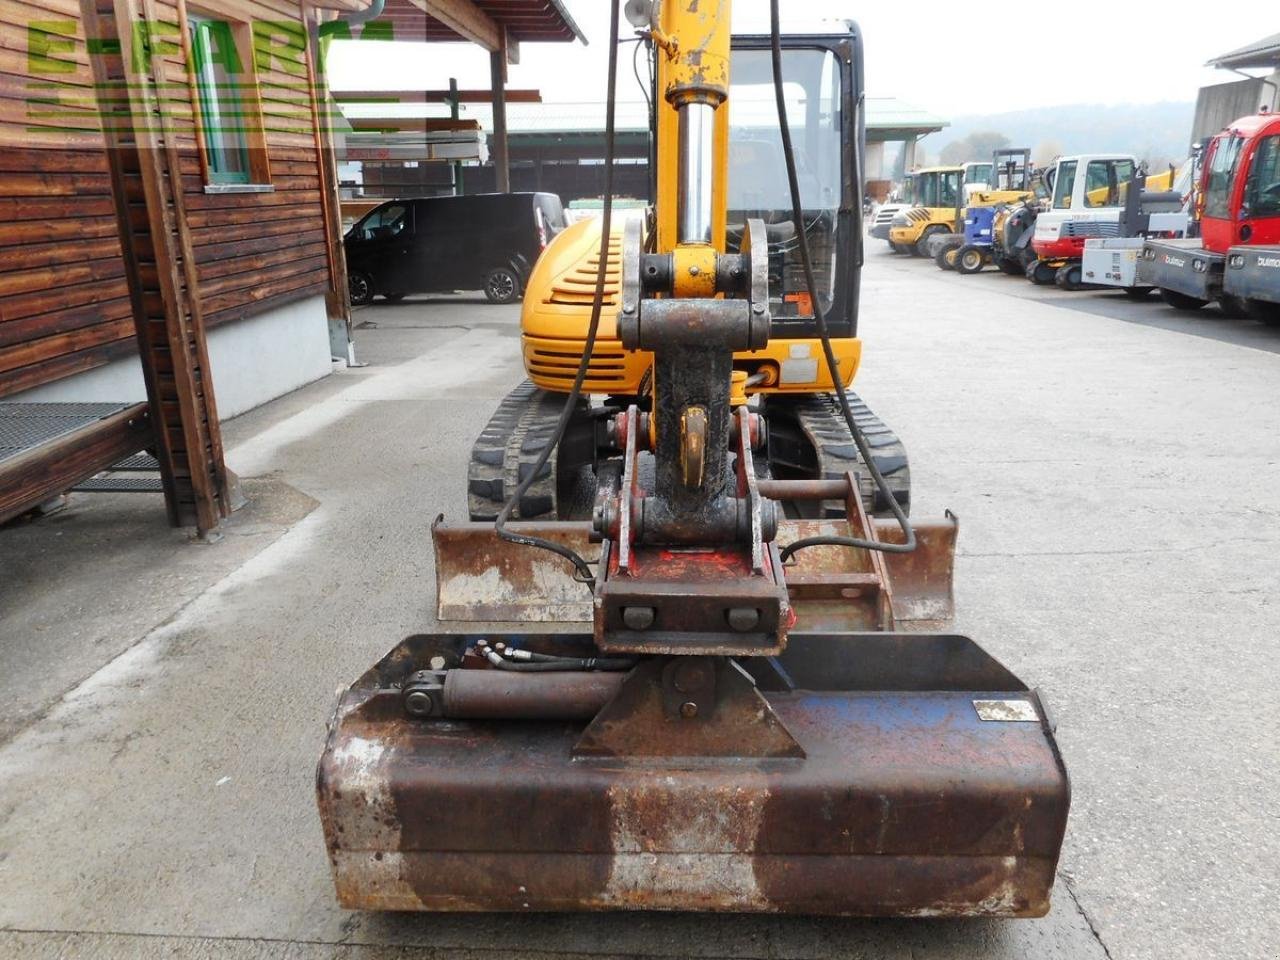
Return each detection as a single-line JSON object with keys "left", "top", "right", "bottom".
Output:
{"left": 189, "top": 15, "right": 251, "bottom": 185}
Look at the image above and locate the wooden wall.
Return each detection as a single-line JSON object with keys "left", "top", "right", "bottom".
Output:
{"left": 0, "top": 0, "right": 341, "bottom": 399}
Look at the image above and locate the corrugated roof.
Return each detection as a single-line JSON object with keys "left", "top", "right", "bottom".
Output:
{"left": 1207, "top": 32, "right": 1280, "bottom": 70}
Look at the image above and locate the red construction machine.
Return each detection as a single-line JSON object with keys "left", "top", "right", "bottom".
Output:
{"left": 316, "top": 0, "right": 1070, "bottom": 917}
{"left": 1140, "top": 111, "right": 1280, "bottom": 320}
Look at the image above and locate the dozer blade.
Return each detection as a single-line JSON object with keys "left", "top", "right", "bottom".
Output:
{"left": 317, "top": 631, "right": 1069, "bottom": 916}
{"left": 433, "top": 514, "right": 958, "bottom": 632}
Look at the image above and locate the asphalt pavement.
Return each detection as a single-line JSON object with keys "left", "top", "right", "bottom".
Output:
{"left": 1, "top": 253, "right": 1277, "bottom": 959}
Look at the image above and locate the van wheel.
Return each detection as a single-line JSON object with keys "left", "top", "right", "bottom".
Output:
{"left": 349, "top": 271, "right": 374, "bottom": 307}
{"left": 484, "top": 267, "right": 521, "bottom": 304}
{"left": 382, "top": 292, "right": 406, "bottom": 302}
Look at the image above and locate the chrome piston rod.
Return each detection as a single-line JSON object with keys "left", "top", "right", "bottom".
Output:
{"left": 677, "top": 102, "right": 716, "bottom": 244}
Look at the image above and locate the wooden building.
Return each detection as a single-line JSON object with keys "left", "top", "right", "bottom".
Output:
{"left": 0, "top": 0, "right": 583, "bottom": 534}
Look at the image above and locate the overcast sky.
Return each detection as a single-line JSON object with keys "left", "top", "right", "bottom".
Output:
{"left": 329, "top": 1, "right": 1268, "bottom": 118}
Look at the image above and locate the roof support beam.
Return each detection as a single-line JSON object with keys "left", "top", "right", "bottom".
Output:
{"left": 490, "top": 27, "right": 510, "bottom": 192}
{"left": 404, "top": 0, "right": 505, "bottom": 54}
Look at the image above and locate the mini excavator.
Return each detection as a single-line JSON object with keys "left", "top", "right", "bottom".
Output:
{"left": 317, "top": 0, "right": 1069, "bottom": 917}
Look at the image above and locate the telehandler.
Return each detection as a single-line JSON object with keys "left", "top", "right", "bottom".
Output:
{"left": 317, "top": 0, "right": 1070, "bottom": 918}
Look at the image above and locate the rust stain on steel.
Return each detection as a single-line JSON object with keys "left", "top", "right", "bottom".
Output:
{"left": 432, "top": 513, "right": 957, "bottom": 632}
{"left": 432, "top": 517, "right": 597, "bottom": 622}
{"left": 443, "top": 669, "right": 623, "bottom": 720}
{"left": 318, "top": 632, "right": 1068, "bottom": 916}
{"left": 572, "top": 658, "right": 803, "bottom": 759}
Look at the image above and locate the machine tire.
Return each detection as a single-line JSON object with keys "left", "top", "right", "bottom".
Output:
{"left": 349, "top": 271, "right": 374, "bottom": 307}
{"left": 1245, "top": 299, "right": 1280, "bottom": 326}
{"left": 1218, "top": 294, "right": 1250, "bottom": 319}
{"left": 915, "top": 226, "right": 946, "bottom": 258}
{"left": 1159, "top": 288, "right": 1209, "bottom": 312}
{"left": 996, "top": 257, "right": 1025, "bottom": 276}
{"left": 483, "top": 267, "right": 522, "bottom": 304}
{"left": 934, "top": 245, "right": 955, "bottom": 270}
{"left": 956, "top": 246, "right": 986, "bottom": 275}
{"left": 1123, "top": 286, "right": 1154, "bottom": 300}
{"left": 890, "top": 242, "right": 911, "bottom": 255}
{"left": 1054, "top": 263, "right": 1084, "bottom": 291}
{"left": 1025, "top": 260, "right": 1057, "bottom": 285}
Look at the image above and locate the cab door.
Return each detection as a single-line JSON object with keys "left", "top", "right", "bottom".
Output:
{"left": 1239, "top": 131, "right": 1280, "bottom": 246}
{"left": 1200, "top": 133, "right": 1244, "bottom": 251}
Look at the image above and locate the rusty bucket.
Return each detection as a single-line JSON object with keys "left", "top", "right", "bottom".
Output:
{"left": 317, "top": 630, "right": 1069, "bottom": 916}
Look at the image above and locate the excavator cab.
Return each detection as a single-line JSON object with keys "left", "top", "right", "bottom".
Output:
{"left": 317, "top": 7, "right": 1069, "bottom": 919}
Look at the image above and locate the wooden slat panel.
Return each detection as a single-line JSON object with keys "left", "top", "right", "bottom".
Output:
{"left": 0, "top": 294, "right": 132, "bottom": 347}
{"left": 0, "top": 275, "right": 131, "bottom": 322}
{"left": 198, "top": 251, "right": 326, "bottom": 296}
{"left": 0, "top": 315, "right": 133, "bottom": 374}
{"left": 0, "top": 335, "right": 134, "bottom": 397}
{"left": 196, "top": 233, "right": 325, "bottom": 272}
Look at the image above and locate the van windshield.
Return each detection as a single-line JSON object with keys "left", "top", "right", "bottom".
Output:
{"left": 354, "top": 203, "right": 410, "bottom": 241}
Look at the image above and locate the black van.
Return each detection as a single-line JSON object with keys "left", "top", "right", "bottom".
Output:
{"left": 344, "top": 192, "right": 566, "bottom": 306}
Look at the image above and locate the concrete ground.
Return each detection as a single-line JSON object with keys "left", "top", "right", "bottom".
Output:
{"left": 1, "top": 254, "right": 1277, "bottom": 960}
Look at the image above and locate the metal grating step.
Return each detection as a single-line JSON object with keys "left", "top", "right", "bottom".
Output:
{"left": 72, "top": 476, "right": 164, "bottom": 493}
{"left": 0, "top": 402, "right": 138, "bottom": 465}
{"left": 112, "top": 453, "right": 160, "bottom": 471}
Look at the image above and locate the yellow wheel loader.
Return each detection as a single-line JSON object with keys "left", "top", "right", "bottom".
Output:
{"left": 317, "top": 0, "right": 1070, "bottom": 919}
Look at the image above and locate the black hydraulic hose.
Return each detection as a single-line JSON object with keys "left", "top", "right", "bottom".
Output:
{"left": 479, "top": 643, "right": 636, "bottom": 673}
{"left": 494, "top": 0, "right": 623, "bottom": 588}
{"left": 487, "top": 657, "right": 637, "bottom": 673}
{"left": 767, "top": 2, "right": 916, "bottom": 563}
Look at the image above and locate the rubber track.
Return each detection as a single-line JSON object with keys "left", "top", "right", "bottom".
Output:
{"left": 768, "top": 391, "right": 911, "bottom": 518}
{"left": 467, "top": 381, "right": 582, "bottom": 521}
{"left": 468, "top": 383, "right": 910, "bottom": 523}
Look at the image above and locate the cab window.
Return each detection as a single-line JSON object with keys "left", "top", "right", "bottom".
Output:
{"left": 1053, "top": 160, "right": 1077, "bottom": 209}
{"left": 918, "top": 173, "right": 939, "bottom": 207}
{"left": 966, "top": 164, "right": 992, "bottom": 186}
{"left": 1083, "top": 159, "right": 1134, "bottom": 208}
{"left": 1244, "top": 135, "right": 1280, "bottom": 218}
{"left": 1204, "top": 134, "right": 1243, "bottom": 219}
{"left": 356, "top": 203, "right": 410, "bottom": 241}
{"left": 940, "top": 171, "right": 961, "bottom": 207}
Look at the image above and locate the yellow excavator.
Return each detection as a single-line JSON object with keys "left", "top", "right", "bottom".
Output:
{"left": 468, "top": 25, "right": 909, "bottom": 522}
{"left": 318, "top": 0, "right": 1069, "bottom": 918}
